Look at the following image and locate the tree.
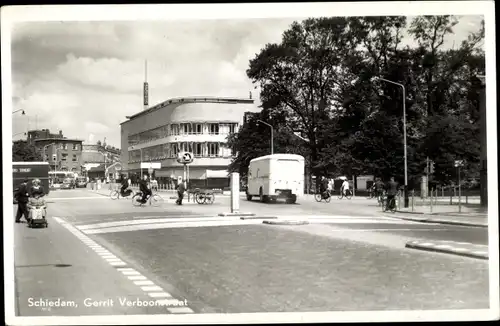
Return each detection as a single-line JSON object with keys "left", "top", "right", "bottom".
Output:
{"left": 13, "top": 140, "right": 43, "bottom": 162}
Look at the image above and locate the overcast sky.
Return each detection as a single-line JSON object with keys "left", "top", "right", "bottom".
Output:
{"left": 10, "top": 15, "right": 483, "bottom": 148}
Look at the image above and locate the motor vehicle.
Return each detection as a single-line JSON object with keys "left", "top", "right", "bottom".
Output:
{"left": 246, "top": 154, "right": 305, "bottom": 204}
{"left": 60, "top": 178, "right": 76, "bottom": 189}
{"left": 76, "top": 176, "right": 87, "bottom": 188}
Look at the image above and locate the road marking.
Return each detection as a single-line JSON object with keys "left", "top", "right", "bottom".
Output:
{"left": 148, "top": 292, "right": 172, "bottom": 298}
{"left": 52, "top": 216, "right": 196, "bottom": 314}
{"left": 49, "top": 197, "right": 109, "bottom": 200}
{"left": 134, "top": 280, "right": 155, "bottom": 286}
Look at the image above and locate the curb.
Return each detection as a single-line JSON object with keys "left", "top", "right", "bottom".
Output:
{"left": 405, "top": 241, "right": 488, "bottom": 260}
{"left": 389, "top": 213, "right": 487, "bottom": 228}
{"left": 218, "top": 212, "right": 256, "bottom": 217}
{"left": 240, "top": 216, "right": 278, "bottom": 220}
{"left": 262, "top": 220, "right": 309, "bottom": 225}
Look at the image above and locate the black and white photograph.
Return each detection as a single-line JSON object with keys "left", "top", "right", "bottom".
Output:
{"left": 3, "top": 2, "right": 498, "bottom": 325}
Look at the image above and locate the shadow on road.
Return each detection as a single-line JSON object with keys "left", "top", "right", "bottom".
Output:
{"left": 16, "top": 264, "right": 72, "bottom": 268}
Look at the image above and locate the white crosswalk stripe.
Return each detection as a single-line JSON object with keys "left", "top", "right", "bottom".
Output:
{"left": 73, "top": 214, "right": 417, "bottom": 235}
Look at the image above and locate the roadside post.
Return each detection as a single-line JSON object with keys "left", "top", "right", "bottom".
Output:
{"left": 430, "top": 188, "right": 433, "bottom": 213}
{"left": 177, "top": 152, "right": 194, "bottom": 202}
{"left": 455, "top": 160, "right": 464, "bottom": 213}
{"left": 411, "top": 190, "right": 414, "bottom": 212}
{"left": 230, "top": 172, "right": 240, "bottom": 214}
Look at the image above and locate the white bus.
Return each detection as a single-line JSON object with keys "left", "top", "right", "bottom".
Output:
{"left": 246, "top": 154, "right": 305, "bottom": 204}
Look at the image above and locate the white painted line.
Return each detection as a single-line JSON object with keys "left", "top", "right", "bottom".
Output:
{"left": 133, "top": 280, "right": 154, "bottom": 286}
{"left": 453, "top": 248, "right": 469, "bottom": 252}
{"left": 85, "top": 219, "right": 267, "bottom": 234}
{"left": 148, "top": 292, "right": 172, "bottom": 298}
{"left": 117, "top": 268, "right": 135, "bottom": 271}
{"left": 49, "top": 197, "right": 109, "bottom": 200}
{"left": 106, "top": 258, "right": 123, "bottom": 263}
{"left": 128, "top": 275, "right": 147, "bottom": 281}
{"left": 109, "top": 262, "right": 127, "bottom": 266}
{"left": 141, "top": 285, "right": 163, "bottom": 292}
{"left": 122, "top": 270, "right": 141, "bottom": 276}
{"left": 168, "top": 307, "right": 194, "bottom": 313}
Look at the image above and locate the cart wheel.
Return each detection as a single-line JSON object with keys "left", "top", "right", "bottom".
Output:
{"left": 206, "top": 193, "right": 215, "bottom": 204}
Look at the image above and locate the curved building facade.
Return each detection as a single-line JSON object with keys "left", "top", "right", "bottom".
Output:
{"left": 120, "top": 96, "right": 261, "bottom": 187}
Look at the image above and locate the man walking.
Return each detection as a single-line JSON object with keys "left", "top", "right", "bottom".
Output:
{"left": 176, "top": 179, "right": 185, "bottom": 205}
{"left": 385, "top": 177, "right": 399, "bottom": 211}
{"left": 15, "top": 178, "right": 30, "bottom": 223}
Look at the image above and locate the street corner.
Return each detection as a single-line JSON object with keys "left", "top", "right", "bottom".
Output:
{"left": 405, "top": 239, "right": 489, "bottom": 260}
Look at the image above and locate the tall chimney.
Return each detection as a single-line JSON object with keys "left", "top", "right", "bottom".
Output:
{"left": 143, "top": 60, "right": 149, "bottom": 110}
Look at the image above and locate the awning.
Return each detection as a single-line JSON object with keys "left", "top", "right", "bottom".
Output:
{"left": 206, "top": 169, "right": 229, "bottom": 178}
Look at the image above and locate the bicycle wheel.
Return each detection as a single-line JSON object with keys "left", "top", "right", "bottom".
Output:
{"left": 132, "top": 193, "right": 143, "bottom": 207}
{"left": 195, "top": 193, "right": 204, "bottom": 204}
{"left": 325, "top": 194, "right": 331, "bottom": 203}
{"left": 338, "top": 193, "right": 344, "bottom": 199}
{"left": 150, "top": 194, "right": 164, "bottom": 207}
{"left": 314, "top": 193, "right": 323, "bottom": 202}
{"left": 110, "top": 190, "right": 120, "bottom": 200}
{"left": 390, "top": 198, "right": 397, "bottom": 212}
{"left": 345, "top": 190, "right": 352, "bottom": 200}
{"left": 205, "top": 193, "right": 215, "bottom": 204}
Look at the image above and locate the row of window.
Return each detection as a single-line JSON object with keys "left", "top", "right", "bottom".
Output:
{"left": 128, "top": 123, "right": 238, "bottom": 146}
{"left": 128, "top": 142, "right": 234, "bottom": 163}
{"left": 60, "top": 153, "right": 79, "bottom": 162}
{"left": 58, "top": 144, "right": 80, "bottom": 151}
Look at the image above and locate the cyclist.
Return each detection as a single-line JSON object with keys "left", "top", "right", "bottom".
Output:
{"left": 374, "top": 178, "right": 385, "bottom": 200}
{"left": 341, "top": 178, "right": 350, "bottom": 197}
{"left": 138, "top": 175, "right": 152, "bottom": 204}
{"left": 385, "top": 177, "right": 399, "bottom": 211}
{"left": 120, "top": 176, "right": 132, "bottom": 197}
{"left": 319, "top": 176, "right": 329, "bottom": 199}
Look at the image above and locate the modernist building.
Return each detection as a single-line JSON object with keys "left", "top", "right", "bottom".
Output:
{"left": 120, "top": 96, "right": 261, "bottom": 187}
{"left": 27, "top": 129, "right": 64, "bottom": 145}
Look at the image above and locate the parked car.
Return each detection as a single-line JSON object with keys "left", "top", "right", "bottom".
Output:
{"left": 60, "top": 178, "right": 76, "bottom": 189}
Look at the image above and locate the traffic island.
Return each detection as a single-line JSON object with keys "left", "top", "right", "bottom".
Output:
{"left": 388, "top": 213, "right": 488, "bottom": 228}
{"left": 405, "top": 240, "right": 488, "bottom": 260}
{"left": 218, "top": 212, "right": 256, "bottom": 217}
{"left": 262, "top": 220, "right": 309, "bottom": 225}
{"left": 240, "top": 216, "right": 278, "bottom": 220}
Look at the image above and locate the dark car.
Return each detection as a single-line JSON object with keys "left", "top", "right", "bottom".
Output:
{"left": 76, "top": 177, "right": 87, "bottom": 188}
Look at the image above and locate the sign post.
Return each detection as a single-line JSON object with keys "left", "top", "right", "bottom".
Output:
{"left": 230, "top": 172, "right": 240, "bottom": 213}
{"left": 454, "top": 160, "right": 465, "bottom": 213}
{"left": 177, "top": 151, "right": 194, "bottom": 190}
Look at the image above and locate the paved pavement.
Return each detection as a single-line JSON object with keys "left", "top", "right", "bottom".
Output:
{"left": 12, "top": 188, "right": 491, "bottom": 316}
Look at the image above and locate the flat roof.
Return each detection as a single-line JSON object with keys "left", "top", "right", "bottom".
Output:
{"left": 33, "top": 138, "right": 84, "bottom": 143}
{"left": 121, "top": 96, "right": 255, "bottom": 125}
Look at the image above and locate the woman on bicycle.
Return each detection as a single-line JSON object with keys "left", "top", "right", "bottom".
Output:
{"left": 385, "top": 177, "right": 399, "bottom": 211}
{"left": 138, "top": 175, "right": 152, "bottom": 204}
{"left": 341, "top": 178, "right": 350, "bottom": 197}
{"left": 319, "top": 176, "right": 329, "bottom": 199}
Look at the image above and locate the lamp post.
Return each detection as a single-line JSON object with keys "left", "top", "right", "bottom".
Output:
{"left": 257, "top": 120, "right": 274, "bottom": 155}
{"left": 42, "top": 143, "right": 55, "bottom": 162}
{"left": 373, "top": 77, "right": 409, "bottom": 208}
{"left": 12, "top": 109, "right": 25, "bottom": 115}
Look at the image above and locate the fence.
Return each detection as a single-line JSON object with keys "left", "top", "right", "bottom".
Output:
{"left": 401, "top": 186, "right": 482, "bottom": 213}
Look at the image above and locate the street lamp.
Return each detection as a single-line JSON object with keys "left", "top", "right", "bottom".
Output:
{"left": 372, "top": 76, "right": 409, "bottom": 208}
{"left": 12, "top": 109, "right": 25, "bottom": 115}
{"left": 256, "top": 120, "right": 274, "bottom": 155}
{"left": 130, "top": 145, "right": 143, "bottom": 179}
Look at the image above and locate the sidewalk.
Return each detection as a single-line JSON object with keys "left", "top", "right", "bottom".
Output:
{"left": 406, "top": 239, "right": 488, "bottom": 260}
{"left": 386, "top": 205, "right": 488, "bottom": 228}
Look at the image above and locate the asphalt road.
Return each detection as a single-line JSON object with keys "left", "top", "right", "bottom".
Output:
{"left": 12, "top": 188, "right": 490, "bottom": 316}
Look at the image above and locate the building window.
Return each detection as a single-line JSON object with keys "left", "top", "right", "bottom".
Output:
{"left": 171, "top": 143, "right": 179, "bottom": 158}
{"left": 171, "top": 124, "right": 179, "bottom": 136}
{"left": 180, "top": 123, "right": 192, "bottom": 135}
{"left": 72, "top": 155, "right": 77, "bottom": 162}
{"left": 208, "top": 143, "right": 219, "bottom": 157}
{"left": 229, "top": 123, "right": 237, "bottom": 134}
{"left": 73, "top": 144, "right": 79, "bottom": 150}
{"left": 209, "top": 124, "right": 219, "bottom": 135}
{"left": 62, "top": 144, "right": 67, "bottom": 150}
{"left": 193, "top": 143, "right": 203, "bottom": 157}
{"left": 194, "top": 124, "right": 203, "bottom": 134}
{"left": 61, "top": 153, "right": 68, "bottom": 161}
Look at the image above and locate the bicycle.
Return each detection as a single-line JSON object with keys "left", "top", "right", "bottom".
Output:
{"left": 383, "top": 191, "right": 400, "bottom": 212}
{"left": 377, "top": 191, "right": 386, "bottom": 207}
{"left": 110, "top": 188, "right": 133, "bottom": 200}
{"left": 195, "top": 191, "right": 215, "bottom": 205}
{"left": 314, "top": 190, "right": 332, "bottom": 203}
{"left": 132, "top": 191, "right": 164, "bottom": 207}
{"left": 338, "top": 189, "right": 352, "bottom": 200}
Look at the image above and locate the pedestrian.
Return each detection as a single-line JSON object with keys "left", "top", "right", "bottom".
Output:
{"left": 176, "top": 180, "right": 185, "bottom": 205}
{"left": 385, "top": 177, "right": 399, "bottom": 210}
{"left": 15, "top": 178, "right": 30, "bottom": 223}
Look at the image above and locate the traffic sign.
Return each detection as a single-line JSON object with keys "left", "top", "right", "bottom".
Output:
{"left": 454, "top": 160, "right": 464, "bottom": 167}
{"left": 177, "top": 151, "right": 194, "bottom": 164}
